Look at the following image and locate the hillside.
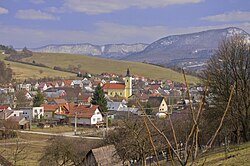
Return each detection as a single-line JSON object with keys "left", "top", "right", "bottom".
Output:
{"left": 195, "top": 142, "right": 250, "bottom": 166}
{"left": 0, "top": 54, "right": 75, "bottom": 80}
{"left": 21, "top": 52, "right": 200, "bottom": 83}
{"left": 124, "top": 27, "right": 250, "bottom": 68}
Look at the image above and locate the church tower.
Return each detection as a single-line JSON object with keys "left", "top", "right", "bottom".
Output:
{"left": 125, "top": 68, "right": 132, "bottom": 99}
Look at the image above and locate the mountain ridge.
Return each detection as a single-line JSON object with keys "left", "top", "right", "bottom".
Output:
{"left": 31, "top": 43, "right": 148, "bottom": 59}
{"left": 30, "top": 27, "right": 250, "bottom": 70}
{"left": 124, "top": 27, "right": 250, "bottom": 67}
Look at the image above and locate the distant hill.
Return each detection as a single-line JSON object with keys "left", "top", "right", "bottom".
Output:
{"left": 20, "top": 52, "right": 200, "bottom": 83}
{"left": 124, "top": 27, "right": 250, "bottom": 69}
{"left": 30, "top": 27, "right": 250, "bottom": 72}
{"left": 31, "top": 43, "right": 148, "bottom": 59}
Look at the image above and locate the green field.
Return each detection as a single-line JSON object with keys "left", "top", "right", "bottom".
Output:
{"left": 22, "top": 52, "right": 200, "bottom": 83}
{"left": 0, "top": 54, "right": 75, "bottom": 80}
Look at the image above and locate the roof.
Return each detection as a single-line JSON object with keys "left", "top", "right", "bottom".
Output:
{"left": 89, "top": 145, "right": 122, "bottom": 166}
{"left": 0, "top": 106, "right": 11, "bottom": 110}
{"left": 107, "top": 102, "right": 125, "bottom": 111}
{"left": 0, "top": 109, "right": 13, "bottom": 119}
{"left": 103, "top": 83, "right": 125, "bottom": 90}
{"left": 63, "top": 80, "right": 73, "bottom": 86}
{"left": 7, "top": 116, "right": 27, "bottom": 125}
{"left": 148, "top": 84, "right": 161, "bottom": 90}
{"left": 41, "top": 104, "right": 59, "bottom": 112}
{"left": 148, "top": 96, "right": 165, "bottom": 107}
{"left": 68, "top": 105, "right": 100, "bottom": 118}
{"left": 53, "top": 98, "right": 67, "bottom": 104}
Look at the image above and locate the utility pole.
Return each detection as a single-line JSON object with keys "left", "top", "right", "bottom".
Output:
{"left": 106, "top": 113, "right": 108, "bottom": 137}
{"left": 74, "top": 112, "right": 77, "bottom": 135}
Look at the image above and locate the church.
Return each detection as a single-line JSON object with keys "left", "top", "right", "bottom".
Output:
{"left": 102, "top": 69, "right": 132, "bottom": 99}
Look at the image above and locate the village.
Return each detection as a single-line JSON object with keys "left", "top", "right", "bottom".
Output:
{"left": 0, "top": 69, "right": 204, "bottom": 131}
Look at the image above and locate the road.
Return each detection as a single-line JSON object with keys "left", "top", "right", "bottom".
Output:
{"left": 18, "top": 130, "right": 104, "bottom": 140}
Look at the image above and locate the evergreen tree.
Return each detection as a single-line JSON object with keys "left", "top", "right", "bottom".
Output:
{"left": 33, "top": 91, "right": 44, "bottom": 107}
{"left": 91, "top": 84, "right": 107, "bottom": 112}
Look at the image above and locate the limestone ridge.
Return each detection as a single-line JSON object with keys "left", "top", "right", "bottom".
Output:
{"left": 31, "top": 43, "right": 148, "bottom": 59}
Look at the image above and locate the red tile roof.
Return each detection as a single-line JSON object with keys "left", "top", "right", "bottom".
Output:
{"left": 63, "top": 80, "right": 73, "bottom": 86}
{"left": 103, "top": 83, "right": 125, "bottom": 90}
{"left": 0, "top": 106, "right": 10, "bottom": 110}
{"left": 68, "top": 105, "right": 99, "bottom": 118}
{"left": 41, "top": 104, "right": 59, "bottom": 112}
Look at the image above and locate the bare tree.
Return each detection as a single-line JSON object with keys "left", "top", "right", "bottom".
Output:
{"left": 204, "top": 35, "right": 250, "bottom": 142}
{"left": 39, "top": 136, "right": 103, "bottom": 166}
{"left": 12, "top": 138, "right": 27, "bottom": 165}
{"left": 106, "top": 118, "right": 164, "bottom": 166}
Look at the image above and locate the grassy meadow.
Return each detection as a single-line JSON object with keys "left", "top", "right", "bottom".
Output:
{"left": 0, "top": 54, "right": 75, "bottom": 80}
{"left": 22, "top": 52, "right": 200, "bottom": 83}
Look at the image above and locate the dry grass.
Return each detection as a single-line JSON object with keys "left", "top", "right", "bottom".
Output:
{"left": 22, "top": 52, "right": 200, "bottom": 83}
{"left": 0, "top": 133, "right": 50, "bottom": 166}
{"left": 0, "top": 54, "right": 75, "bottom": 81}
{"left": 194, "top": 142, "right": 250, "bottom": 166}
{"left": 31, "top": 125, "right": 75, "bottom": 133}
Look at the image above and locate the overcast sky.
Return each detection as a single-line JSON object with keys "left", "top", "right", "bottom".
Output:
{"left": 0, "top": 0, "right": 250, "bottom": 48}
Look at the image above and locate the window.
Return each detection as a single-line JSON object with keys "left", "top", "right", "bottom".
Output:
{"left": 162, "top": 104, "right": 164, "bottom": 106}
{"left": 40, "top": 109, "right": 42, "bottom": 113}
{"left": 120, "top": 92, "right": 122, "bottom": 95}
{"left": 110, "top": 92, "right": 113, "bottom": 95}
{"left": 93, "top": 118, "right": 96, "bottom": 122}
{"left": 34, "top": 110, "right": 37, "bottom": 113}
{"left": 14, "top": 114, "right": 16, "bottom": 116}
{"left": 127, "top": 80, "right": 128, "bottom": 82}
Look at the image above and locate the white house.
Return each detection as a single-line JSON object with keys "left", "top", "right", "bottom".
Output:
{"left": 68, "top": 105, "right": 103, "bottom": 126}
{"left": 147, "top": 96, "right": 169, "bottom": 114}
{"left": 21, "top": 107, "right": 44, "bottom": 120}
{"left": 107, "top": 101, "right": 128, "bottom": 112}
{"left": 16, "top": 83, "right": 32, "bottom": 92}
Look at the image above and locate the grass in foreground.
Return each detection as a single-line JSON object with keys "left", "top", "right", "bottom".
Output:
{"left": 22, "top": 52, "right": 200, "bottom": 83}
{"left": 195, "top": 142, "right": 250, "bottom": 166}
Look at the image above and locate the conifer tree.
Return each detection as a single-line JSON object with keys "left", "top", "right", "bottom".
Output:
{"left": 91, "top": 84, "right": 107, "bottom": 112}
{"left": 33, "top": 91, "right": 44, "bottom": 107}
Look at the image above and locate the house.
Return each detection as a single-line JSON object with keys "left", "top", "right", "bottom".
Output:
{"left": 83, "top": 145, "right": 123, "bottom": 166}
{"left": 42, "top": 104, "right": 60, "bottom": 119}
{"left": 107, "top": 101, "right": 127, "bottom": 112}
{"left": 0, "top": 109, "right": 13, "bottom": 120}
{"left": 0, "top": 106, "right": 12, "bottom": 111}
{"left": 68, "top": 105, "right": 103, "bottom": 126}
{"left": 38, "top": 83, "right": 48, "bottom": 92}
{"left": 7, "top": 116, "right": 30, "bottom": 130}
{"left": 72, "top": 80, "right": 83, "bottom": 88}
{"left": 50, "top": 98, "right": 68, "bottom": 105}
{"left": 82, "top": 79, "right": 92, "bottom": 87}
{"left": 63, "top": 80, "right": 74, "bottom": 87}
{"left": 16, "top": 83, "right": 32, "bottom": 92}
{"left": 0, "top": 109, "right": 24, "bottom": 120}
{"left": 103, "top": 69, "right": 132, "bottom": 99}
{"left": 42, "top": 102, "right": 71, "bottom": 120}
{"left": 44, "top": 88, "right": 66, "bottom": 98}
{"left": 21, "top": 107, "right": 44, "bottom": 120}
{"left": 147, "top": 96, "right": 170, "bottom": 114}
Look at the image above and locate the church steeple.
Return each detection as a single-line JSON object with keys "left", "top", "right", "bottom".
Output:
{"left": 125, "top": 68, "right": 132, "bottom": 99}
{"left": 126, "top": 68, "right": 130, "bottom": 77}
